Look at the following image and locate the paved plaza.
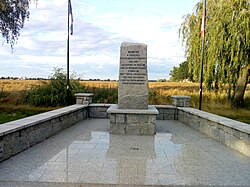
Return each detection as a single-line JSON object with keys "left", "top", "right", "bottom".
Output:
{"left": 0, "top": 119, "right": 249, "bottom": 186}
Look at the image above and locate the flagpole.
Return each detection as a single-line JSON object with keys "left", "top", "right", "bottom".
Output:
{"left": 199, "top": 0, "right": 206, "bottom": 110}
{"left": 66, "top": 0, "right": 70, "bottom": 106}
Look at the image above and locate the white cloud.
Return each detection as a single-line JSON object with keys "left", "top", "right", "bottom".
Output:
{"left": 0, "top": 0, "right": 200, "bottom": 80}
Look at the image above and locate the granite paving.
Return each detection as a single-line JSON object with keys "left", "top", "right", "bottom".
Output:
{"left": 0, "top": 119, "right": 249, "bottom": 186}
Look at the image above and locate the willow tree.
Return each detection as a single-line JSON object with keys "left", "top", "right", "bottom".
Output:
{"left": 180, "top": 0, "right": 250, "bottom": 107}
{"left": 0, "top": 0, "right": 36, "bottom": 48}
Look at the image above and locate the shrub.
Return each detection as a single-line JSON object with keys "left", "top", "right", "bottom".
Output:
{"left": 25, "top": 68, "right": 86, "bottom": 107}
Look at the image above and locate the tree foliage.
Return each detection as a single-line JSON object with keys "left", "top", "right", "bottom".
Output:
{"left": 170, "top": 61, "right": 191, "bottom": 82}
{"left": 179, "top": 0, "right": 249, "bottom": 102}
{"left": 0, "top": 0, "right": 36, "bottom": 48}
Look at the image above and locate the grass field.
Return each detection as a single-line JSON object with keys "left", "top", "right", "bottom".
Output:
{"left": 0, "top": 80, "right": 45, "bottom": 91}
{"left": 0, "top": 80, "right": 200, "bottom": 91}
{"left": 0, "top": 80, "right": 249, "bottom": 124}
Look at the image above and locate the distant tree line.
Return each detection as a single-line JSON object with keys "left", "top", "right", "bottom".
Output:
{"left": 0, "top": 77, "right": 47, "bottom": 80}
{"left": 0, "top": 77, "right": 119, "bottom": 81}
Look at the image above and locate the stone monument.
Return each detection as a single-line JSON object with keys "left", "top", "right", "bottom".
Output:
{"left": 107, "top": 42, "right": 158, "bottom": 135}
{"left": 118, "top": 42, "right": 148, "bottom": 109}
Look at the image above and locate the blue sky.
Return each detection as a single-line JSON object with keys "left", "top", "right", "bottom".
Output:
{"left": 0, "top": 0, "right": 200, "bottom": 80}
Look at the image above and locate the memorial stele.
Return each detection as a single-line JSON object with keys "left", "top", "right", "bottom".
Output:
{"left": 118, "top": 42, "right": 148, "bottom": 109}
{"left": 107, "top": 42, "right": 158, "bottom": 135}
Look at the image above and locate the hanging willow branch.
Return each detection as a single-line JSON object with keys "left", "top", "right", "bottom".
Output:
{"left": 179, "top": 0, "right": 250, "bottom": 103}
{"left": 0, "top": 0, "right": 37, "bottom": 49}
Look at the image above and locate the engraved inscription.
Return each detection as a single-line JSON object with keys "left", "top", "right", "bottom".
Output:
{"left": 120, "top": 50, "right": 146, "bottom": 85}
{"left": 118, "top": 42, "right": 148, "bottom": 109}
{"left": 127, "top": 50, "right": 140, "bottom": 57}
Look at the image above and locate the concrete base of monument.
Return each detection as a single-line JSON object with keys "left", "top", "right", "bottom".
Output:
{"left": 107, "top": 104, "right": 159, "bottom": 135}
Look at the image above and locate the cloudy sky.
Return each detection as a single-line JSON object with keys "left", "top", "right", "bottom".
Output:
{"left": 1, "top": 0, "right": 200, "bottom": 80}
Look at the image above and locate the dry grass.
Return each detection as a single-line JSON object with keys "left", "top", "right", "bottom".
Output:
{"left": 150, "top": 85, "right": 250, "bottom": 123}
{"left": 79, "top": 81, "right": 201, "bottom": 91}
{"left": 80, "top": 81, "right": 118, "bottom": 88}
{"left": 1, "top": 80, "right": 249, "bottom": 123}
{"left": 0, "top": 80, "right": 45, "bottom": 91}
{"left": 3, "top": 79, "right": 247, "bottom": 92}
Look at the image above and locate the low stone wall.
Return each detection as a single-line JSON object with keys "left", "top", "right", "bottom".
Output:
{"left": 155, "top": 105, "right": 177, "bottom": 120}
{"left": 88, "top": 104, "right": 177, "bottom": 120}
{"left": 178, "top": 107, "right": 250, "bottom": 157}
{"left": 89, "top": 104, "right": 112, "bottom": 118}
{"left": 0, "top": 105, "right": 87, "bottom": 162}
{"left": 1, "top": 102, "right": 249, "bottom": 162}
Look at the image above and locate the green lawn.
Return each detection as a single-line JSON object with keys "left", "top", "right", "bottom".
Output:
{"left": 0, "top": 104, "right": 57, "bottom": 124}
{"left": 0, "top": 110, "right": 40, "bottom": 124}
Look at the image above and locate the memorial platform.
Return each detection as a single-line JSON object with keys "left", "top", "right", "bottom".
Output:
{"left": 0, "top": 119, "right": 249, "bottom": 186}
{"left": 107, "top": 104, "right": 158, "bottom": 135}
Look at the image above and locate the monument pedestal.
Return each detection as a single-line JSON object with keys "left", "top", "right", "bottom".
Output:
{"left": 109, "top": 42, "right": 158, "bottom": 135}
{"left": 107, "top": 105, "right": 158, "bottom": 135}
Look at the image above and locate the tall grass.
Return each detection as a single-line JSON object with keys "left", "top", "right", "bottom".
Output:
{"left": 0, "top": 80, "right": 249, "bottom": 124}
{"left": 0, "top": 89, "right": 57, "bottom": 124}
{"left": 149, "top": 85, "right": 250, "bottom": 124}
{"left": 25, "top": 68, "right": 88, "bottom": 106}
{"left": 90, "top": 86, "right": 118, "bottom": 103}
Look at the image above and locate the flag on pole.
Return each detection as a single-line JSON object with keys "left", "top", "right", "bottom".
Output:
{"left": 200, "top": 1, "right": 206, "bottom": 38}
{"left": 69, "top": 0, "right": 73, "bottom": 35}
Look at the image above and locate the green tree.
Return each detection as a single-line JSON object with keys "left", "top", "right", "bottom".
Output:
{"left": 0, "top": 0, "right": 36, "bottom": 48}
{"left": 179, "top": 0, "right": 249, "bottom": 107}
{"left": 170, "top": 61, "right": 191, "bottom": 82}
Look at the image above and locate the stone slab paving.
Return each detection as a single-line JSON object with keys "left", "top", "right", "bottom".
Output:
{"left": 0, "top": 119, "right": 249, "bottom": 186}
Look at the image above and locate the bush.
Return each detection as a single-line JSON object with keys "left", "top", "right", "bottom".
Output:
{"left": 25, "top": 68, "right": 86, "bottom": 107}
